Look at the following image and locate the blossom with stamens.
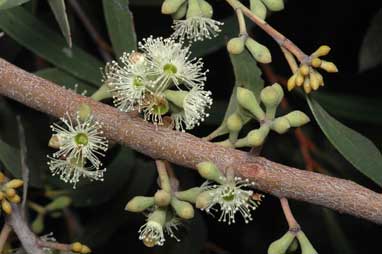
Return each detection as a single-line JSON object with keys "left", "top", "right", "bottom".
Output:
{"left": 50, "top": 113, "right": 108, "bottom": 169}
{"left": 164, "top": 212, "right": 182, "bottom": 242}
{"left": 138, "top": 208, "right": 167, "bottom": 247}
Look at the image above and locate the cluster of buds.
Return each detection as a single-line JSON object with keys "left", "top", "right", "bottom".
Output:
{"left": 249, "top": 0, "right": 285, "bottom": 20}
{"left": 71, "top": 242, "right": 92, "bottom": 254}
{"left": 223, "top": 83, "right": 310, "bottom": 147}
{"left": 161, "top": 0, "right": 223, "bottom": 42}
{"left": 268, "top": 230, "right": 317, "bottom": 254}
{"left": 30, "top": 196, "right": 72, "bottom": 234}
{"left": 0, "top": 172, "right": 23, "bottom": 215}
{"left": 47, "top": 104, "right": 108, "bottom": 188}
{"left": 288, "top": 45, "right": 338, "bottom": 93}
{"left": 227, "top": 35, "right": 272, "bottom": 64}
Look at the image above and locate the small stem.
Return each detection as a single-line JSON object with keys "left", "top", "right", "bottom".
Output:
{"left": 91, "top": 84, "right": 112, "bottom": 101}
{"left": 0, "top": 224, "right": 12, "bottom": 253}
{"left": 281, "top": 46, "right": 299, "bottom": 73}
{"left": 28, "top": 201, "right": 46, "bottom": 214}
{"left": 235, "top": 8, "right": 247, "bottom": 36}
{"left": 225, "top": 0, "right": 308, "bottom": 62}
{"left": 280, "top": 197, "right": 300, "bottom": 231}
{"left": 37, "top": 240, "right": 72, "bottom": 252}
{"left": 155, "top": 160, "right": 172, "bottom": 193}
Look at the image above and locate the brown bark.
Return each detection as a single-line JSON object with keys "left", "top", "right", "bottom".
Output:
{"left": 1, "top": 58, "right": 382, "bottom": 224}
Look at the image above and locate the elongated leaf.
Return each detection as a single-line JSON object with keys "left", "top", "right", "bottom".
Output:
{"left": 307, "top": 97, "right": 382, "bottom": 186}
{"left": 208, "top": 50, "right": 264, "bottom": 138}
{"left": 47, "top": 0, "right": 72, "bottom": 47}
{"left": 103, "top": 0, "right": 137, "bottom": 57}
{"left": 0, "top": 7, "right": 103, "bottom": 86}
{"left": 313, "top": 92, "right": 382, "bottom": 125}
{"left": 0, "top": 0, "right": 30, "bottom": 10}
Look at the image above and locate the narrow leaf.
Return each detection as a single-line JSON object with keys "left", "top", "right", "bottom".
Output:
{"left": 103, "top": 0, "right": 137, "bottom": 57}
{"left": 0, "top": 7, "right": 103, "bottom": 86}
{"left": 47, "top": 0, "right": 72, "bottom": 47}
{"left": 307, "top": 97, "right": 382, "bottom": 186}
{"left": 0, "top": 0, "right": 30, "bottom": 10}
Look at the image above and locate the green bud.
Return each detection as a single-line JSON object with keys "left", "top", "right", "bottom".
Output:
{"left": 284, "top": 111, "right": 310, "bottom": 127}
{"left": 296, "top": 231, "right": 318, "bottom": 254}
{"left": 287, "top": 238, "right": 299, "bottom": 253}
{"left": 261, "top": 86, "right": 280, "bottom": 108}
{"left": 262, "top": 0, "right": 285, "bottom": 11}
{"left": 175, "top": 187, "right": 202, "bottom": 203}
{"left": 271, "top": 83, "right": 284, "bottom": 102}
{"left": 247, "top": 125, "right": 270, "bottom": 146}
{"left": 162, "top": 0, "right": 187, "bottom": 14}
{"left": 172, "top": 1, "right": 188, "bottom": 20}
{"left": 45, "top": 196, "right": 72, "bottom": 212}
{"left": 31, "top": 214, "right": 45, "bottom": 234}
{"left": 196, "top": 161, "right": 223, "bottom": 183}
{"left": 227, "top": 37, "right": 246, "bottom": 55}
{"left": 171, "top": 197, "right": 194, "bottom": 219}
{"left": 78, "top": 104, "right": 92, "bottom": 122}
{"left": 250, "top": 0, "right": 267, "bottom": 20}
{"left": 148, "top": 208, "right": 167, "bottom": 226}
{"left": 271, "top": 117, "right": 291, "bottom": 134}
{"left": 187, "top": 0, "right": 203, "bottom": 18}
{"left": 154, "top": 190, "right": 172, "bottom": 207}
{"left": 125, "top": 196, "right": 155, "bottom": 213}
{"left": 268, "top": 231, "right": 295, "bottom": 254}
{"left": 245, "top": 37, "right": 272, "bottom": 63}
{"left": 227, "top": 113, "right": 243, "bottom": 132}
{"left": 236, "top": 87, "right": 265, "bottom": 120}
{"left": 199, "top": 0, "right": 213, "bottom": 18}
{"left": 195, "top": 190, "right": 213, "bottom": 209}
{"left": 164, "top": 89, "right": 187, "bottom": 108}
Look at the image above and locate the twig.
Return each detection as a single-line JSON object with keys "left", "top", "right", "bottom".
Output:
{"left": 1, "top": 58, "right": 382, "bottom": 224}
{"left": 16, "top": 116, "right": 29, "bottom": 217}
{"left": 37, "top": 240, "right": 72, "bottom": 252}
{"left": 0, "top": 224, "right": 12, "bottom": 253}
{"left": 280, "top": 197, "right": 300, "bottom": 231}
{"left": 67, "top": 0, "right": 113, "bottom": 62}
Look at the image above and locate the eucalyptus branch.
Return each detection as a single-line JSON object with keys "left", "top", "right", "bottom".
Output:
{"left": 1, "top": 58, "right": 382, "bottom": 224}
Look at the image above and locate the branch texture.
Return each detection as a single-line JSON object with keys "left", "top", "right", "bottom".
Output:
{"left": 1, "top": 58, "right": 382, "bottom": 224}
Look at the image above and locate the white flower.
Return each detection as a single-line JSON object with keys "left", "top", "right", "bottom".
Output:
{"left": 47, "top": 156, "right": 105, "bottom": 189}
{"left": 164, "top": 213, "right": 182, "bottom": 242}
{"left": 104, "top": 52, "right": 151, "bottom": 112}
{"left": 142, "top": 93, "right": 170, "bottom": 126}
{"left": 172, "top": 16, "right": 223, "bottom": 42}
{"left": 200, "top": 176, "right": 262, "bottom": 225}
{"left": 139, "top": 37, "right": 207, "bottom": 91}
{"left": 139, "top": 220, "right": 165, "bottom": 247}
{"left": 51, "top": 113, "right": 108, "bottom": 169}
{"left": 182, "top": 85, "right": 212, "bottom": 129}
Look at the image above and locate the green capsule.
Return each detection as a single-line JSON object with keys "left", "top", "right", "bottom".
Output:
{"left": 196, "top": 161, "right": 223, "bottom": 183}
{"left": 268, "top": 231, "right": 295, "bottom": 254}
{"left": 262, "top": 0, "right": 285, "bottom": 11}
{"left": 171, "top": 197, "right": 194, "bottom": 219}
{"left": 271, "top": 117, "right": 291, "bottom": 134}
{"left": 227, "top": 113, "right": 243, "bottom": 132}
{"left": 125, "top": 196, "right": 155, "bottom": 212}
{"left": 284, "top": 111, "right": 310, "bottom": 127}
{"left": 250, "top": 0, "right": 267, "bottom": 20}
{"left": 245, "top": 37, "right": 272, "bottom": 63}
{"left": 162, "top": 0, "right": 187, "bottom": 14}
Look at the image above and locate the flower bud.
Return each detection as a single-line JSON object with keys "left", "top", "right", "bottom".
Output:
{"left": 312, "top": 45, "right": 331, "bottom": 57}
{"left": 71, "top": 242, "right": 83, "bottom": 253}
{"left": 303, "top": 77, "right": 311, "bottom": 94}
{"left": 125, "top": 196, "right": 155, "bottom": 213}
{"left": 1, "top": 199, "right": 11, "bottom": 214}
{"left": 31, "top": 214, "right": 44, "bottom": 234}
{"left": 271, "top": 83, "right": 284, "bottom": 100}
{"left": 195, "top": 190, "right": 213, "bottom": 209}
{"left": 80, "top": 245, "right": 92, "bottom": 254}
{"left": 46, "top": 196, "right": 72, "bottom": 211}
{"left": 162, "top": 0, "right": 186, "bottom": 14}
{"left": 5, "top": 179, "right": 23, "bottom": 189}
{"left": 171, "top": 197, "right": 194, "bottom": 219}
{"left": 196, "top": 161, "right": 223, "bottom": 183}
{"left": 247, "top": 125, "right": 270, "bottom": 146}
{"left": 245, "top": 37, "right": 272, "bottom": 63}
{"left": 268, "top": 231, "right": 295, "bottom": 254}
{"left": 164, "top": 89, "right": 187, "bottom": 108}
{"left": 250, "top": 0, "right": 267, "bottom": 20}
{"left": 78, "top": 104, "right": 92, "bottom": 122}
{"left": 175, "top": 187, "right": 202, "bottom": 203}
{"left": 154, "top": 190, "right": 172, "bottom": 207}
{"left": 236, "top": 87, "right": 265, "bottom": 120}
{"left": 261, "top": 86, "right": 280, "bottom": 108}
{"left": 227, "top": 37, "right": 246, "bottom": 55}
{"left": 8, "top": 194, "right": 21, "bottom": 203}
{"left": 5, "top": 188, "right": 16, "bottom": 198}
{"left": 284, "top": 111, "right": 310, "bottom": 127}
{"left": 296, "top": 231, "right": 318, "bottom": 254}
{"left": 227, "top": 113, "right": 243, "bottom": 132}
{"left": 199, "top": 0, "right": 213, "bottom": 18}
{"left": 172, "top": 2, "right": 188, "bottom": 20}
{"left": 309, "top": 71, "right": 320, "bottom": 90}
{"left": 271, "top": 117, "right": 291, "bottom": 134}
{"left": 48, "top": 135, "right": 61, "bottom": 149}
{"left": 262, "top": 0, "right": 284, "bottom": 11}
{"left": 295, "top": 73, "right": 304, "bottom": 87}
{"left": 0, "top": 172, "right": 5, "bottom": 183}
{"left": 299, "top": 64, "right": 310, "bottom": 76}
{"left": 187, "top": 0, "right": 203, "bottom": 18}
{"left": 311, "top": 58, "right": 322, "bottom": 68}
{"left": 319, "top": 60, "right": 338, "bottom": 73}
{"left": 287, "top": 74, "right": 297, "bottom": 91}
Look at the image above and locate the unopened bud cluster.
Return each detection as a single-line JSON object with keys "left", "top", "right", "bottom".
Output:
{"left": 71, "top": 242, "right": 92, "bottom": 254}
{"left": 250, "top": 0, "right": 284, "bottom": 20}
{"left": 0, "top": 173, "right": 23, "bottom": 215}
{"left": 227, "top": 35, "right": 272, "bottom": 64}
{"left": 268, "top": 230, "right": 317, "bottom": 254}
{"left": 288, "top": 45, "right": 338, "bottom": 93}
{"left": 223, "top": 83, "right": 310, "bottom": 147}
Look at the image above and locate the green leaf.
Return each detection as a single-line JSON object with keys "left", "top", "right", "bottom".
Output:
{"left": 47, "top": 0, "right": 72, "bottom": 47}
{"left": 0, "top": 139, "right": 21, "bottom": 177}
{"left": 0, "top": 0, "right": 30, "bottom": 10}
{"left": 313, "top": 92, "right": 382, "bottom": 125}
{"left": 307, "top": 97, "right": 382, "bottom": 186}
{"left": 0, "top": 7, "right": 103, "bottom": 86}
{"left": 208, "top": 50, "right": 264, "bottom": 138}
{"left": 103, "top": 0, "right": 137, "bottom": 57}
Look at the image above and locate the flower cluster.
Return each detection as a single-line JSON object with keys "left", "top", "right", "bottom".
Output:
{"left": 0, "top": 172, "right": 23, "bottom": 215}
{"left": 104, "top": 36, "right": 212, "bottom": 131}
{"left": 47, "top": 109, "right": 108, "bottom": 188}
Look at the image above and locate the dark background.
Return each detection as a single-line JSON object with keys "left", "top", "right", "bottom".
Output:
{"left": 1, "top": 0, "right": 382, "bottom": 253}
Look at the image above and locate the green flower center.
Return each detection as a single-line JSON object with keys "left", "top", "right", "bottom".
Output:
{"left": 152, "top": 98, "right": 169, "bottom": 116}
{"left": 222, "top": 186, "right": 236, "bottom": 202}
{"left": 163, "top": 63, "right": 177, "bottom": 75}
{"left": 74, "top": 133, "right": 88, "bottom": 146}
{"left": 133, "top": 77, "right": 144, "bottom": 87}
